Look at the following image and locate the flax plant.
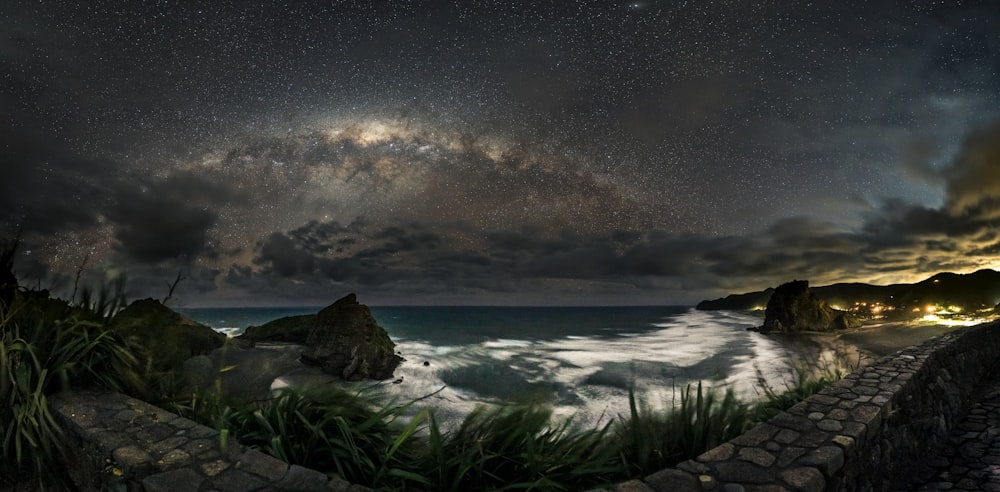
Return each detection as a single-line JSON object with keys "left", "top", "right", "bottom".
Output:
{"left": 1, "top": 280, "right": 144, "bottom": 487}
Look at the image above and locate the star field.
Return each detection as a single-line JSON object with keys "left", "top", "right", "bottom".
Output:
{"left": 2, "top": 1, "right": 999, "bottom": 305}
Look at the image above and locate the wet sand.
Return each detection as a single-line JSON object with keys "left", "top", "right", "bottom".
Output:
{"left": 778, "top": 320, "right": 978, "bottom": 374}
{"left": 837, "top": 321, "right": 964, "bottom": 358}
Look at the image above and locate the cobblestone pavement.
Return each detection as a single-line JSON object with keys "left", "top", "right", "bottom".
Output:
{"left": 905, "top": 373, "right": 1000, "bottom": 491}
{"left": 49, "top": 390, "right": 369, "bottom": 491}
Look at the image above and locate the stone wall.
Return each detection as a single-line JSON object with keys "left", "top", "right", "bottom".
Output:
{"left": 50, "top": 390, "right": 370, "bottom": 491}
{"left": 600, "top": 320, "right": 1000, "bottom": 492}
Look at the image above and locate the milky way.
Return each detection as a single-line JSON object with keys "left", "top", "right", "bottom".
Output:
{"left": 2, "top": 1, "right": 999, "bottom": 305}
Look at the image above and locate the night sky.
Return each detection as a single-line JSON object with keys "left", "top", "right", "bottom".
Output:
{"left": 3, "top": 1, "right": 999, "bottom": 306}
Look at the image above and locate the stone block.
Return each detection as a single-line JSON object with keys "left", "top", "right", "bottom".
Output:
{"left": 142, "top": 468, "right": 206, "bottom": 492}
{"left": 171, "top": 417, "right": 198, "bottom": 430}
{"left": 853, "top": 385, "right": 880, "bottom": 396}
{"left": 774, "top": 429, "right": 800, "bottom": 444}
{"left": 841, "top": 421, "right": 866, "bottom": 441}
{"left": 238, "top": 448, "right": 289, "bottom": 481}
{"left": 643, "top": 469, "right": 699, "bottom": 492}
{"left": 797, "top": 446, "right": 844, "bottom": 478}
{"left": 731, "top": 424, "right": 779, "bottom": 447}
{"left": 113, "top": 409, "right": 138, "bottom": 422}
{"left": 809, "top": 394, "right": 840, "bottom": 406}
{"left": 850, "top": 405, "right": 881, "bottom": 429}
{"left": 832, "top": 435, "right": 855, "bottom": 450}
{"left": 714, "top": 461, "right": 772, "bottom": 484}
{"left": 769, "top": 413, "right": 812, "bottom": 432}
{"left": 149, "top": 436, "right": 189, "bottom": 456}
{"left": 776, "top": 446, "right": 807, "bottom": 467}
{"left": 780, "top": 467, "right": 825, "bottom": 492}
{"left": 817, "top": 419, "right": 843, "bottom": 432}
{"left": 184, "top": 426, "right": 219, "bottom": 439}
{"left": 794, "top": 429, "right": 829, "bottom": 447}
{"left": 273, "top": 464, "right": 330, "bottom": 491}
{"left": 113, "top": 445, "right": 153, "bottom": 468}
{"left": 676, "top": 459, "right": 710, "bottom": 474}
{"left": 615, "top": 479, "right": 656, "bottom": 492}
{"left": 156, "top": 449, "right": 191, "bottom": 469}
{"left": 738, "top": 447, "right": 776, "bottom": 467}
{"left": 92, "top": 430, "right": 133, "bottom": 451}
{"left": 209, "top": 468, "right": 268, "bottom": 492}
{"left": 698, "top": 443, "right": 735, "bottom": 462}
{"left": 201, "top": 459, "right": 230, "bottom": 477}
{"left": 136, "top": 424, "right": 175, "bottom": 443}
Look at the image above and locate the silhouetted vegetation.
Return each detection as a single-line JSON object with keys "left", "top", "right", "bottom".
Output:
{"left": 167, "top": 376, "right": 838, "bottom": 490}
{"left": 1, "top": 243, "right": 146, "bottom": 489}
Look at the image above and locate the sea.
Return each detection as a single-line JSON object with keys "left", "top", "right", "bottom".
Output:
{"left": 178, "top": 306, "right": 846, "bottom": 427}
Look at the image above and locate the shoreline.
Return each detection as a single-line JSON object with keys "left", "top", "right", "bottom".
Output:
{"left": 188, "top": 316, "right": 994, "bottom": 433}
{"left": 789, "top": 317, "right": 990, "bottom": 367}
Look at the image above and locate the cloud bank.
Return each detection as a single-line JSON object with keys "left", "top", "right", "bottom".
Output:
{"left": 14, "top": 119, "right": 995, "bottom": 305}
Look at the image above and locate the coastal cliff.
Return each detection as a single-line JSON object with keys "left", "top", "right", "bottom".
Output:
{"left": 698, "top": 269, "right": 1000, "bottom": 322}
{"left": 759, "top": 280, "right": 859, "bottom": 333}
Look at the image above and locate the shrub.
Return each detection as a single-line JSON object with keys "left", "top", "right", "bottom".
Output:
{"left": 616, "top": 382, "right": 751, "bottom": 476}
{"left": 1, "top": 277, "right": 144, "bottom": 487}
{"left": 421, "top": 404, "right": 620, "bottom": 491}
{"left": 750, "top": 359, "right": 848, "bottom": 422}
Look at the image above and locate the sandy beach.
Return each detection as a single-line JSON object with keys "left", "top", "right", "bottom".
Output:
{"left": 836, "top": 321, "right": 966, "bottom": 358}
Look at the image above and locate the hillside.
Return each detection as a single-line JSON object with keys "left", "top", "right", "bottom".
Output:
{"left": 697, "top": 269, "right": 1000, "bottom": 320}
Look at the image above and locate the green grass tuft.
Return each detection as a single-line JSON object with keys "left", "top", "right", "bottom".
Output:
{"left": 1, "top": 285, "right": 145, "bottom": 487}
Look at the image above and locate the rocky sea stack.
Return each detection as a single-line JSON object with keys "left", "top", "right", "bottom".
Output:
{"left": 239, "top": 293, "right": 402, "bottom": 381}
{"left": 760, "top": 280, "right": 860, "bottom": 333}
{"left": 302, "top": 294, "right": 402, "bottom": 381}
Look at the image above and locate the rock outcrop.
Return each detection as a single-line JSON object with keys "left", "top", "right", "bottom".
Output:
{"left": 110, "top": 298, "right": 226, "bottom": 372}
{"left": 233, "top": 294, "right": 402, "bottom": 381}
{"left": 300, "top": 294, "right": 402, "bottom": 381}
{"left": 238, "top": 314, "right": 316, "bottom": 345}
{"left": 760, "top": 280, "right": 859, "bottom": 333}
{"left": 696, "top": 288, "right": 775, "bottom": 311}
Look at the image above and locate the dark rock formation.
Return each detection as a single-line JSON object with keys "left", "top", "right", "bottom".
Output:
{"left": 696, "top": 288, "right": 774, "bottom": 311}
{"left": 300, "top": 294, "right": 402, "bottom": 381}
{"left": 110, "top": 298, "right": 226, "bottom": 372}
{"left": 760, "top": 280, "right": 859, "bottom": 333}
{"left": 238, "top": 314, "right": 316, "bottom": 345}
{"left": 698, "top": 269, "right": 1000, "bottom": 320}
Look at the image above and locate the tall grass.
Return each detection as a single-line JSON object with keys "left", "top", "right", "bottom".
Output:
{"left": 422, "top": 405, "right": 620, "bottom": 491}
{"left": 176, "top": 385, "right": 428, "bottom": 488}
{"left": 1, "top": 284, "right": 145, "bottom": 487}
{"left": 751, "top": 359, "right": 849, "bottom": 422}
{"left": 173, "top": 366, "right": 844, "bottom": 491}
{"left": 616, "top": 382, "right": 752, "bottom": 476}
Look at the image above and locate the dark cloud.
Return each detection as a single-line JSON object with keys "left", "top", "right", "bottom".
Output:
{"left": 103, "top": 171, "right": 244, "bottom": 262}
{"left": 944, "top": 121, "right": 1000, "bottom": 219}
{"left": 255, "top": 232, "right": 317, "bottom": 277}
{"left": 0, "top": 126, "right": 113, "bottom": 235}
